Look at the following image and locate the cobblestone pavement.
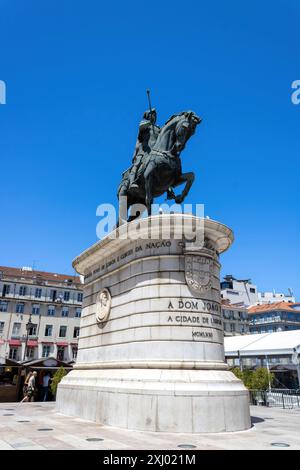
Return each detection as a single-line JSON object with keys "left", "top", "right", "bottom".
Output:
{"left": 0, "top": 402, "right": 299, "bottom": 450}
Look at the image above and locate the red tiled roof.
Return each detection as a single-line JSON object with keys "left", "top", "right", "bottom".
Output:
{"left": 0, "top": 265, "right": 81, "bottom": 285}
{"left": 248, "top": 301, "right": 300, "bottom": 314}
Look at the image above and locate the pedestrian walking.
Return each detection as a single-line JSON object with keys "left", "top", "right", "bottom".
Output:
{"left": 20, "top": 371, "right": 37, "bottom": 403}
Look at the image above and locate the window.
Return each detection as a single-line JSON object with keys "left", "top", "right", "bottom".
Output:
{"left": 73, "top": 327, "right": 80, "bottom": 338}
{"left": 75, "top": 308, "right": 81, "bottom": 318}
{"left": 2, "top": 284, "right": 10, "bottom": 296}
{"left": 59, "top": 325, "right": 67, "bottom": 337}
{"left": 12, "top": 322, "right": 21, "bottom": 336}
{"left": 221, "top": 281, "right": 233, "bottom": 290}
{"left": 47, "top": 305, "right": 55, "bottom": 316}
{"left": 28, "top": 324, "right": 37, "bottom": 336}
{"left": 230, "top": 323, "right": 236, "bottom": 332}
{"left": 61, "top": 308, "right": 69, "bottom": 317}
{"left": 32, "top": 304, "right": 40, "bottom": 315}
{"left": 223, "top": 310, "right": 230, "bottom": 319}
{"left": 72, "top": 346, "right": 78, "bottom": 360}
{"left": 9, "top": 347, "right": 18, "bottom": 360}
{"left": 0, "top": 321, "right": 4, "bottom": 334}
{"left": 57, "top": 347, "right": 65, "bottom": 361}
{"left": 35, "top": 288, "right": 42, "bottom": 298}
{"left": 0, "top": 301, "right": 8, "bottom": 312}
{"left": 77, "top": 292, "right": 83, "bottom": 302}
{"left": 42, "top": 345, "right": 51, "bottom": 358}
{"left": 64, "top": 291, "right": 70, "bottom": 301}
{"left": 19, "top": 286, "right": 27, "bottom": 296}
{"left": 45, "top": 325, "right": 53, "bottom": 337}
{"left": 16, "top": 303, "right": 24, "bottom": 314}
{"left": 241, "top": 311, "right": 248, "bottom": 320}
{"left": 50, "top": 290, "right": 57, "bottom": 301}
{"left": 250, "top": 288, "right": 256, "bottom": 293}
{"left": 26, "top": 347, "right": 35, "bottom": 360}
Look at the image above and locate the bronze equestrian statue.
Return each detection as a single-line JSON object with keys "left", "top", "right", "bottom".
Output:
{"left": 117, "top": 100, "right": 201, "bottom": 224}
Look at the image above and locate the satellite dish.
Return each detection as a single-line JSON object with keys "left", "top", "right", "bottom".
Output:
{"left": 291, "top": 352, "right": 300, "bottom": 365}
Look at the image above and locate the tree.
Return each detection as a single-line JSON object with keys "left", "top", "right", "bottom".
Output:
{"left": 231, "top": 367, "right": 244, "bottom": 382}
{"left": 251, "top": 367, "right": 274, "bottom": 390}
{"left": 50, "top": 366, "right": 67, "bottom": 397}
{"left": 231, "top": 367, "right": 253, "bottom": 388}
{"left": 231, "top": 367, "right": 274, "bottom": 390}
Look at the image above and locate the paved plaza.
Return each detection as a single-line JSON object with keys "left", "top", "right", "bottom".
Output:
{"left": 0, "top": 402, "right": 299, "bottom": 450}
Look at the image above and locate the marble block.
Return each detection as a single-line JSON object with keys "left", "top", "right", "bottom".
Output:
{"left": 57, "top": 214, "right": 251, "bottom": 432}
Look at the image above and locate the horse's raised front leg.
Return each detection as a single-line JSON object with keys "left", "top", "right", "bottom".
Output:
{"left": 170, "top": 172, "right": 195, "bottom": 204}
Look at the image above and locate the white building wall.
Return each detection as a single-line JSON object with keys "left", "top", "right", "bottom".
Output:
{"left": 258, "top": 291, "right": 295, "bottom": 304}
{"left": 221, "top": 279, "right": 258, "bottom": 306}
{"left": 221, "top": 277, "right": 295, "bottom": 307}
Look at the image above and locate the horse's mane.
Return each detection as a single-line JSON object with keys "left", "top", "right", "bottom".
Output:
{"left": 164, "top": 111, "right": 192, "bottom": 126}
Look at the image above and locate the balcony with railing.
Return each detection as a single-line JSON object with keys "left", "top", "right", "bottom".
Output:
{"left": 10, "top": 334, "right": 21, "bottom": 340}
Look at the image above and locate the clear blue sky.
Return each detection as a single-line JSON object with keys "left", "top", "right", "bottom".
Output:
{"left": 0, "top": 0, "right": 299, "bottom": 298}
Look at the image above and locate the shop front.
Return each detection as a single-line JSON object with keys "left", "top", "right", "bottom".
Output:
{"left": 20, "top": 357, "right": 73, "bottom": 402}
{"left": 0, "top": 358, "right": 22, "bottom": 402}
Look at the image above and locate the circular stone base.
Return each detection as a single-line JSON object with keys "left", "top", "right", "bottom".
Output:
{"left": 56, "top": 368, "right": 251, "bottom": 433}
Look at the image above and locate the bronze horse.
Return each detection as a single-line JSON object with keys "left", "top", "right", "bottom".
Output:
{"left": 118, "top": 111, "right": 201, "bottom": 224}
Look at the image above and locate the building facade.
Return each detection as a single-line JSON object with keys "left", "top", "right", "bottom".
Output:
{"left": 221, "top": 275, "right": 258, "bottom": 306}
{"left": 257, "top": 290, "right": 295, "bottom": 304}
{"left": 221, "top": 300, "right": 249, "bottom": 336}
{"left": 225, "top": 330, "right": 300, "bottom": 389}
{"left": 221, "top": 274, "right": 295, "bottom": 306}
{"left": 248, "top": 302, "right": 300, "bottom": 334}
{"left": 0, "top": 266, "right": 83, "bottom": 363}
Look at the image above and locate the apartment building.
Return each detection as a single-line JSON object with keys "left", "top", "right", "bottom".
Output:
{"left": 248, "top": 301, "right": 300, "bottom": 334}
{"left": 221, "top": 274, "right": 295, "bottom": 307}
{"left": 0, "top": 266, "right": 83, "bottom": 363}
{"left": 221, "top": 300, "right": 249, "bottom": 336}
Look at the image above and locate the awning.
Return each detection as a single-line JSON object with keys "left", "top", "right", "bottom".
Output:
{"left": 9, "top": 340, "right": 21, "bottom": 346}
{"left": 41, "top": 341, "right": 53, "bottom": 345}
{"left": 0, "top": 340, "right": 5, "bottom": 345}
{"left": 27, "top": 340, "right": 38, "bottom": 347}
{"left": 56, "top": 342, "right": 68, "bottom": 347}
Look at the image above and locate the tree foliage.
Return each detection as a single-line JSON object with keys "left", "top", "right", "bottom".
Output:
{"left": 50, "top": 366, "right": 67, "bottom": 396}
{"left": 231, "top": 367, "right": 274, "bottom": 390}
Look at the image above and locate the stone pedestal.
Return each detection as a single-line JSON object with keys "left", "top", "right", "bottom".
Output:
{"left": 56, "top": 214, "right": 251, "bottom": 432}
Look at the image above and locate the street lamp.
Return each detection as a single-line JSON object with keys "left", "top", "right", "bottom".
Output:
{"left": 238, "top": 350, "right": 243, "bottom": 372}
{"left": 23, "top": 314, "right": 34, "bottom": 361}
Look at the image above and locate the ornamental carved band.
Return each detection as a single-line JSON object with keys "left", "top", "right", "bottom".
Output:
{"left": 185, "top": 254, "right": 214, "bottom": 295}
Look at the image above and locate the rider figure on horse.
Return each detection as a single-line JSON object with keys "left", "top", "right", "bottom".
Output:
{"left": 128, "top": 108, "right": 160, "bottom": 191}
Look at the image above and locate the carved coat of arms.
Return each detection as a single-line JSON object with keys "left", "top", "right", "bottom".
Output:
{"left": 185, "top": 254, "right": 213, "bottom": 295}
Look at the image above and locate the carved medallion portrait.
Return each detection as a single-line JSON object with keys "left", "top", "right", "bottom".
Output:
{"left": 95, "top": 288, "right": 111, "bottom": 323}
